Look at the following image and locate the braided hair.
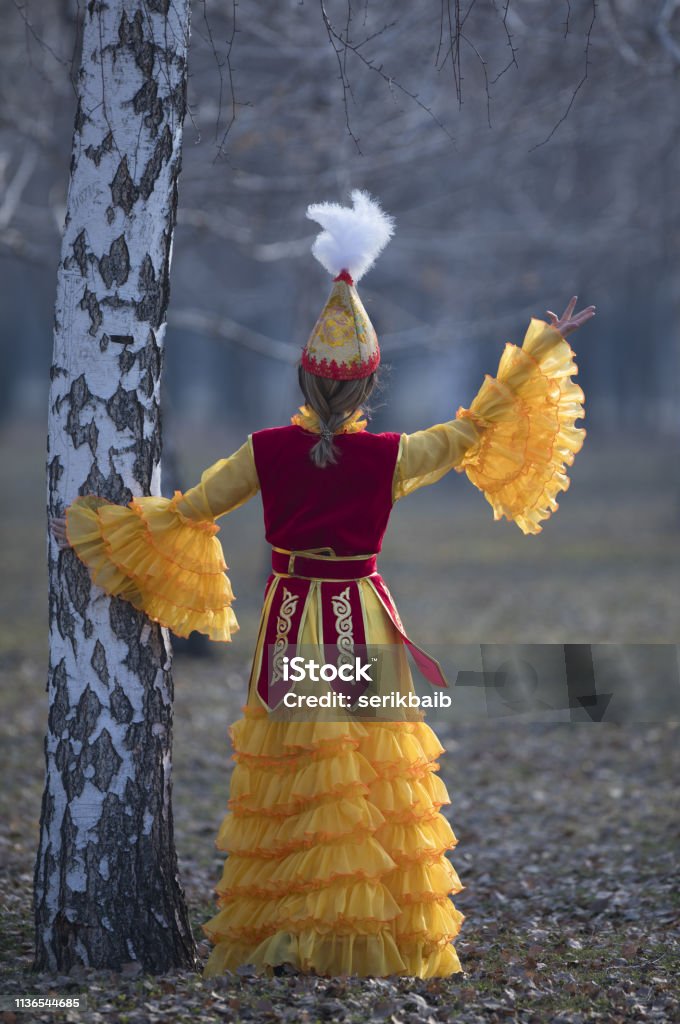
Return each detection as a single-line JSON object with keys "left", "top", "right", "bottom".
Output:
{"left": 297, "top": 365, "right": 379, "bottom": 468}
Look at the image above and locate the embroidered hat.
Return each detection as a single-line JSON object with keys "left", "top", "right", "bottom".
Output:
{"left": 301, "top": 190, "right": 395, "bottom": 380}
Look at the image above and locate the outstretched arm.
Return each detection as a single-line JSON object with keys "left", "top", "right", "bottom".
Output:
{"left": 393, "top": 297, "right": 596, "bottom": 533}
{"left": 166, "top": 437, "right": 260, "bottom": 522}
{"left": 49, "top": 437, "right": 261, "bottom": 640}
{"left": 51, "top": 437, "right": 259, "bottom": 544}
{"left": 393, "top": 417, "right": 484, "bottom": 501}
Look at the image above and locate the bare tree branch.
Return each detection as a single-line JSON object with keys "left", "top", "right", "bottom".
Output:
{"left": 214, "top": 0, "right": 244, "bottom": 160}
{"left": 530, "top": 0, "right": 598, "bottom": 151}
{"left": 490, "top": 0, "right": 520, "bottom": 85}
{"left": 318, "top": 1, "right": 454, "bottom": 147}
{"left": 12, "top": 0, "right": 72, "bottom": 71}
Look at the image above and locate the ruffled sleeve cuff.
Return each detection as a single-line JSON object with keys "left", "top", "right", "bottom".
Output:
{"left": 65, "top": 490, "right": 238, "bottom": 641}
{"left": 453, "top": 318, "right": 586, "bottom": 535}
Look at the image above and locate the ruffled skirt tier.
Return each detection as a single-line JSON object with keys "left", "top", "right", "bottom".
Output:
{"left": 202, "top": 706, "right": 465, "bottom": 979}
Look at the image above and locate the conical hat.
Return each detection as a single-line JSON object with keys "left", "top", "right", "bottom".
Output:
{"left": 302, "top": 270, "right": 380, "bottom": 380}
{"left": 301, "top": 191, "right": 394, "bottom": 380}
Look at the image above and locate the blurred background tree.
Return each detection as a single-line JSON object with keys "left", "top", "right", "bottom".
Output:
{"left": 1, "top": 0, "right": 678, "bottom": 441}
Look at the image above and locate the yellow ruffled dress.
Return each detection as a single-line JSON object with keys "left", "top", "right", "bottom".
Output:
{"left": 64, "top": 319, "right": 585, "bottom": 979}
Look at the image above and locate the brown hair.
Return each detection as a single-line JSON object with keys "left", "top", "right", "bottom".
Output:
{"left": 297, "top": 365, "right": 379, "bottom": 468}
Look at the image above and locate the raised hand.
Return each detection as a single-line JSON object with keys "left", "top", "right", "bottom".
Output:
{"left": 50, "top": 515, "right": 70, "bottom": 551}
{"left": 545, "top": 296, "right": 596, "bottom": 337}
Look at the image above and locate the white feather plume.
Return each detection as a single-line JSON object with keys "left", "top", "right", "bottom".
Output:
{"left": 306, "top": 189, "right": 395, "bottom": 283}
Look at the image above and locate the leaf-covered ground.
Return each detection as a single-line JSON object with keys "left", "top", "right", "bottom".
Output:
{"left": 1, "top": 422, "right": 679, "bottom": 1023}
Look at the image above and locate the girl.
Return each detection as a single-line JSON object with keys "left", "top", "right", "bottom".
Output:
{"left": 51, "top": 190, "right": 595, "bottom": 979}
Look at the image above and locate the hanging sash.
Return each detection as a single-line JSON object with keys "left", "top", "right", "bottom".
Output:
{"left": 255, "top": 548, "right": 448, "bottom": 708}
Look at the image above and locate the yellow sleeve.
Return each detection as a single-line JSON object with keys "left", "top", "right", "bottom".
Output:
{"left": 64, "top": 438, "right": 260, "bottom": 641}
{"left": 393, "top": 418, "right": 483, "bottom": 500}
{"left": 394, "top": 318, "right": 586, "bottom": 535}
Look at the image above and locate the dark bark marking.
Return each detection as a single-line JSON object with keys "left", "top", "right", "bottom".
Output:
{"left": 106, "top": 206, "right": 115, "bottom": 225}
{"left": 72, "top": 230, "right": 91, "bottom": 277}
{"left": 138, "top": 368, "right": 153, "bottom": 402}
{"left": 80, "top": 287, "right": 103, "bottom": 336}
{"left": 74, "top": 98, "right": 85, "bottom": 134}
{"left": 48, "top": 660, "right": 70, "bottom": 738}
{"left": 106, "top": 383, "right": 144, "bottom": 437}
{"left": 111, "top": 681, "right": 133, "bottom": 724}
{"left": 136, "top": 330, "right": 162, "bottom": 398}
{"left": 118, "top": 10, "right": 154, "bottom": 78}
{"left": 98, "top": 234, "right": 130, "bottom": 289}
{"left": 82, "top": 461, "right": 132, "bottom": 506}
{"left": 68, "top": 374, "right": 93, "bottom": 415}
{"left": 100, "top": 333, "right": 110, "bottom": 354}
{"left": 132, "top": 80, "right": 164, "bottom": 137}
{"left": 91, "top": 640, "right": 110, "bottom": 688}
{"left": 120, "top": 618, "right": 166, "bottom": 692}
{"left": 64, "top": 553, "right": 91, "bottom": 622}
{"left": 110, "top": 595, "right": 146, "bottom": 646}
{"left": 47, "top": 454, "right": 64, "bottom": 507}
{"left": 49, "top": 809, "right": 84, "bottom": 961}
{"left": 44, "top": 791, "right": 55, "bottom": 833}
{"left": 49, "top": 364, "right": 69, "bottom": 382}
{"left": 81, "top": 462, "right": 107, "bottom": 497}
{"left": 110, "top": 157, "right": 139, "bottom": 215}
{"left": 139, "top": 125, "right": 172, "bottom": 201}
{"left": 71, "top": 685, "right": 103, "bottom": 744}
{"left": 85, "top": 131, "right": 113, "bottom": 167}
{"left": 118, "top": 347, "right": 136, "bottom": 375}
{"left": 101, "top": 296, "right": 134, "bottom": 318}
{"left": 170, "top": 77, "right": 186, "bottom": 121}
{"left": 64, "top": 376, "right": 99, "bottom": 456}
{"left": 32, "top": 783, "right": 52, "bottom": 963}
{"left": 55, "top": 587, "right": 78, "bottom": 652}
{"left": 145, "top": 397, "right": 161, "bottom": 444}
{"left": 54, "top": 737, "right": 71, "bottom": 779}
{"left": 88, "top": 420, "right": 99, "bottom": 455}
{"left": 135, "top": 254, "right": 163, "bottom": 327}
{"left": 124, "top": 719, "right": 146, "bottom": 758}
{"left": 83, "top": 728, "right": 122, "bottom": 791}
{"left": 134, "top": 435, "right": 162, "bottom": 490}
{"left": 33, "top": 840, "right": 56, "bottom": 969}
{"left": 160, "top": 219, "right": 174, "bottom": 320}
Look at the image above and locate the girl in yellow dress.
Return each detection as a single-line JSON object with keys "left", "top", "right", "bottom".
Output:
{"left": 51, "top": 191, "right": 595, "bottom": 979}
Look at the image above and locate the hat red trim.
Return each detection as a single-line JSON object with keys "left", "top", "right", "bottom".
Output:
{"left": 333, "top": 269, "right": 354, "bottom": 285}
{"left": 300, "top": 347, "right": 380, "bottom": 380}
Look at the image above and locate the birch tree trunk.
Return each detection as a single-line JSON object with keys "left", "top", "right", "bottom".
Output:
{"left": 36, "top": 0, "right": 196, "bottom": 972}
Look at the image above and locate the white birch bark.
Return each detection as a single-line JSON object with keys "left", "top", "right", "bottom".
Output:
{"left": 37, "top": 0, "right": 196, "bottom": 972}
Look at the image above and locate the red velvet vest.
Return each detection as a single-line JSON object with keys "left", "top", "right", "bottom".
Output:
{"left": 249, "top": 424, "right": 448, "bottom": 706}
{"left": 250, "top": 425, "right": 402, "bottom": 556}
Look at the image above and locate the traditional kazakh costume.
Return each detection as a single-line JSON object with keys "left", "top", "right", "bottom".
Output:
{"left": 64, "top": 191, "right": 586, "bottom": 978}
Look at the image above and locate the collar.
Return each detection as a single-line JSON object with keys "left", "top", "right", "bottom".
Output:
{"left": 290, "top": 405, "right": 367, "bottom": 435}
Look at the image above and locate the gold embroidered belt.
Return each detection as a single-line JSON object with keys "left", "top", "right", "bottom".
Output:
{"left": 271, "top": 546, "right": 378, "bottom": 581}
